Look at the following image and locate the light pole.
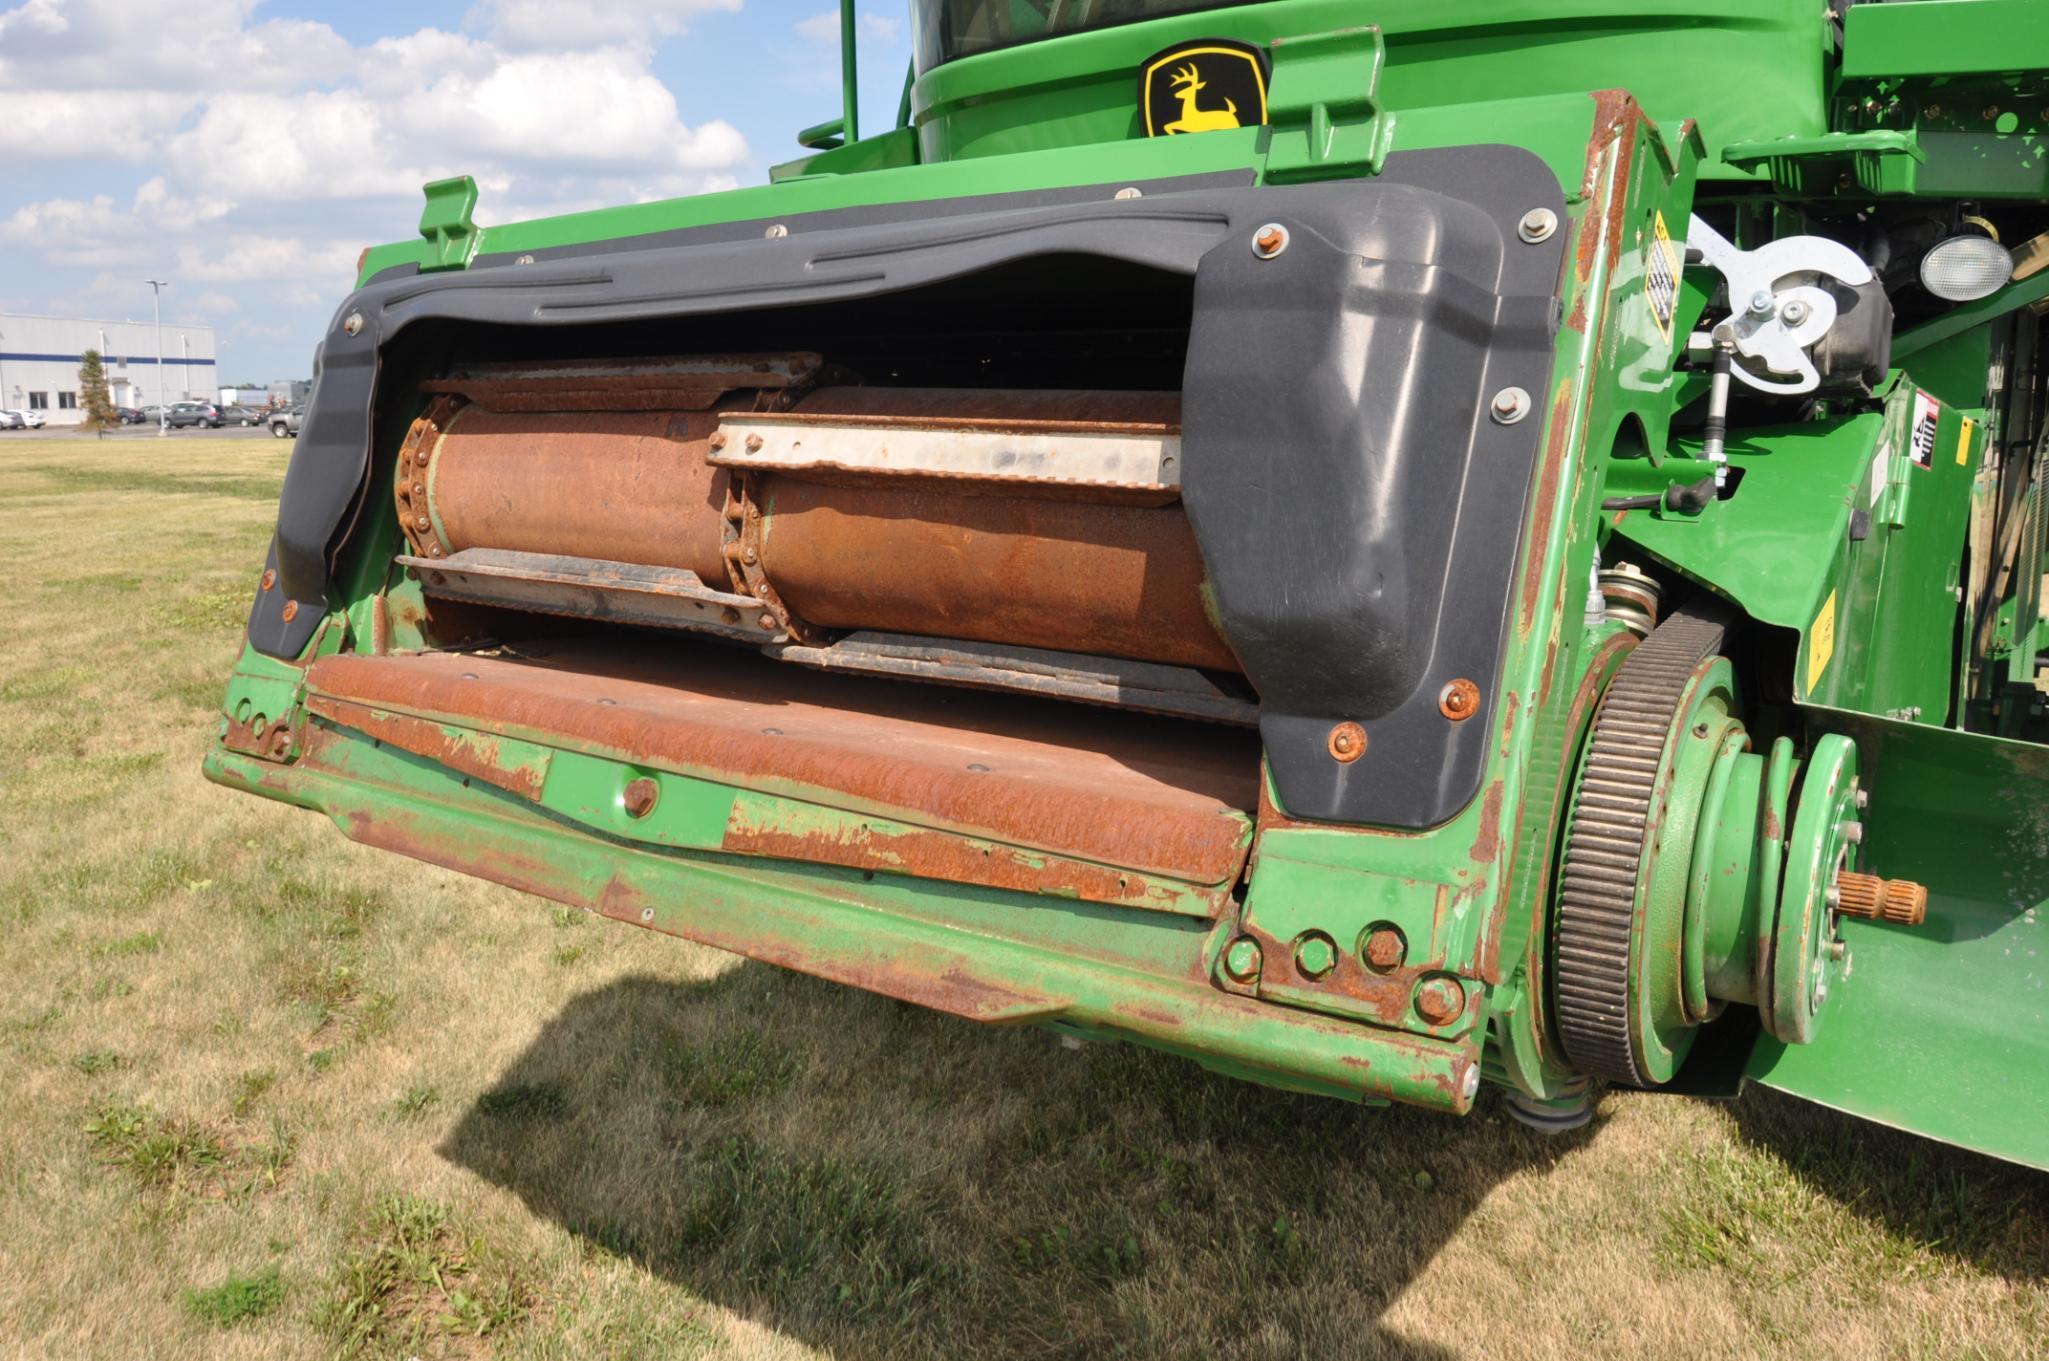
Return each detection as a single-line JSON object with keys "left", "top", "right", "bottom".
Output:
{"left": 145, "top": 279, "right": 169, "bottom": 436}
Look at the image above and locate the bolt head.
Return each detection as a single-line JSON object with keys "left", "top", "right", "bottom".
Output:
{"left": 1114, "top": 187, "right": 1142, "bottom": 200}
{"left": 757, "top": 612, "right": 777, "bottom": 630}
{"left": 764, "top": 223, "right": 789, "bottom": 239}
{"left": 708, "top": 430, "right": 727, "bottom": 451}
{"left": 1438, "top": 678, "right": 1481, "bottom": 721}
{"left": 260, "top": 569, "right": 276, "bottom": 592}
{"left": 1327, "top": 721, "right": 1367, "bottom": 763}
{"left": 515, "top": 254, "right": 536, "bottom": 266}
{"left": 744, "top": 432, "right": 765, "bottom": 453}
{"left": 1748, "top": 290, "right": 1776, "bottom": 316}
{"left": 1223, "top": 936, "right": 1263, "bottom": 983}
{"left": 342, "top": 312, "right": 364, "bottom": 336}
{"left": 1363, "top": 926, "right": 1406, "bottom": 972}
{"left": 1781, "top": 299, "right": 1811, "bottom": 326}
{"left": 280, "top": 600, "right": 298, "bottom": 623}
{"left": 1489, "top": 387, "right": 1532, "bottom": 424}
{"left": 1415, "top": 976, "right": 1466, "bottom": 1025}
{"left": 1295, "top": 933, "right": 1337, "bottom": 980}
{"left": 1251, "top": 223, "right": 1288, "bottom": 259}
{"left": 1516, "top": 207, "right": 1558, "bottom": 244}
{"left": 622, "top": 776, "right": 660, "bottom": 818}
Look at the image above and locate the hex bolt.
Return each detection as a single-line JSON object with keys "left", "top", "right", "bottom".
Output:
{"left": 1438, "top": 678, "right": 1481, "bottom": 721}
{"left": 1295, "top": 933, "right": 1337, "bottom": 981}
{"left": 757, "top": 612, "right": 777, "bottom": 630}
{"left": 1415, "top": 976, "right": 1466, "bottom": 1025}
{"left": 708, "top": 430, "right": 728, "bottom": 451}
{"left": 1251, "top": 223, "right": 1289, "bottom": 259}
{"left": 1517, "top": 207, "right": 1558, "bottom": 244}
{"left": 1748, "top": 290, "right": 1776, "bottom": 316}
{"left": 1223, "top": 936, "right": 1263, "bottom": 983}
{"left": 1327, "top": 721, "right": 1368, "bottom": 763}
{"left": 1490, "top": 387, "right": 1532, "bottom": 424}
{"left": 622, "top": 777, "right": 660, "bottom": 819}
{"left": 744, "top": 432, "right": 765, "bottom": 453}
{"left": 1363, "top": 925, "right": 1406, "bottom": 972}
{"left": 342, "top": 312, "right": 364, "bottom": 336}
{"left": 1855, "top": 786, "right": 1870, "bottom": 810}
{"left": 764, "top": 223, "right": 789, "bottom": 238}
{"left": 1781, "top": 299, "right": 1811, "bottom": 326}
{"left": 1841, "top": 820, "right": 1865, "bottom": 845}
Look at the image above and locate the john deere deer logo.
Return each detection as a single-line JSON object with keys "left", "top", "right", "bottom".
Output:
{"left": 1141, "top": 41, "right": 1270, "bottom": 138}
{"left": 1163, "top": 63, "right": 1240, "bottom": 133}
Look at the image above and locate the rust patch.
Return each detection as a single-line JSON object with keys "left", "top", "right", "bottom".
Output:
{"left": 304, "top": 643, "right": 1259, "bottom": 885}
{"left": 719, "top": 803, "right": 1231, "bottom": 915}
{"left": 1468, "top": 780, "right": 1507, "bottom": 866}
{"left": 1518, "top": 382, "right": 1580, "bottom": 638}
{"left": 304, "top": 694, "right": 547, "bottom": 801}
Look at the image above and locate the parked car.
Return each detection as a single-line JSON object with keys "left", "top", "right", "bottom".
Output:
{"left": 0, "top": 411, "right": 23, "bottom": 430}
{"left": 165, "top": 401, "right": 223, "bottom": 429}
{"left": 115, "top": 407, "right": 145, "bottom": 425}
{"left": 4, "top": 408, "right": 45, "bottom": 428}
{"left": 268, "top": 405, "right": 304, "bottom": 439}
{"left": 220, "top": 404, "right": 264, "bottom": 426}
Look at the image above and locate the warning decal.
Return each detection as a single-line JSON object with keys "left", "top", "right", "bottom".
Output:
{"left": 1645, "top": 211, "right": 1680, "bottom": 340}
{"left": 1957, "top": 415, "right": 1976, "bottom": 467}
{"left": 1807, "top": 590, "right": 1838, "bottom": 695}
{"left": 1909, "top": 390, "right": 1940, "bottom": 469}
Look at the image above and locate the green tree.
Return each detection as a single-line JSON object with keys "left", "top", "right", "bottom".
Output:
{"left": 77, "top": 350, "right": 118, "bottom": 437}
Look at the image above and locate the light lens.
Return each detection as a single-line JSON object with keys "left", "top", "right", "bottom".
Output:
{"left": 1921, "top": 235, "right": 2014, "bottom": 302}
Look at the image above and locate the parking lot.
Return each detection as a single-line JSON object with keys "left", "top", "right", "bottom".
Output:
{"left": 4, "top": 422, "right": 284, "bottom": 441}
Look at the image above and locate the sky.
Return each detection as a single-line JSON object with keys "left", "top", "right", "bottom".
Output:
{"left": 0, "top": 0, "right": 914, "bottom": 383}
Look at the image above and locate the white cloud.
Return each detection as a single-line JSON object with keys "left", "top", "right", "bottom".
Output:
{"left": 0, "top": 0, "right": 756, "bottom": 380}
{"left": 467, "top": 0, "right": 740, "bottom": 51}
{"left": 798, "top": 10, "right": 902, "bottom": 43}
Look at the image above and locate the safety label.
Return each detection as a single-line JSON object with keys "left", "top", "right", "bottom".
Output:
{"left": 1909, "top": 390, "right": 1940, "bottom": 469}
{"left": 1645, "top": 211, "right": 1680, "bottom": 340}
{"left": 1807, "top": 590, "right": 1837, "bottom": 694}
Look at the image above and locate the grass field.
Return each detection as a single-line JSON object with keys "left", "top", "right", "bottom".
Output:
{"left": 1, "top": 434, "right": 2044, "bottom": 1360}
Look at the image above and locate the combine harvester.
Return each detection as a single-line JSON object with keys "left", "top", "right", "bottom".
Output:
{"left": 208, "top": 0, "right": 2048, "bottom": 1167}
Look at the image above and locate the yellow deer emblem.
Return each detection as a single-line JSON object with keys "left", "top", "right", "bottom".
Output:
{"left": 1162, "top": 63, "right": 1240, "bottom": 134}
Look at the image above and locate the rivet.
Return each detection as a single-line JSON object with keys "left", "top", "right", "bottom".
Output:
{"left": 1516, "top": 207, "right": 1558, "bottom": 243}
{"left": 1415, "top": 976, "right": 1466, "bottom": 1025}
{"left": 1327, "top": 721, "right": 1367, "bottom": 763}
{"left": 1438, "top": 678, "right": 1481, "bottom": 721}
{"left": 640, "top": 907, "right": 655, "bottom": 922}
{"left": 1251, "top": 223, "right": 1288, "bottom": 259}
{"left": 743, "top": 547, "right": 758, "bottom": 565}
{"left": 966, "top": 762, "right": 991, "bottom": 773}
{"left": 414, "top": 445, "right": 430, "bottom": 466}
{"left": 280, "top": 600, "right": 299, "bottom": 622}
{"left": 622, "top": 776, "right": 659, "bottom": 819}
{"left": 761, "top": 726, "right": 783, "bottom": 735}
{"left": 1490, "top": 387, "right": 1532, "bottom": 424}
{"left": 515, "top": 254, "right": 536, "bottom": 266}
{"left": 1114, "top": 187, "right": 1142, "bottom": 200}
{"left": 1223, "top": 936, "right": 1263, "bottom": 983}
{"left": 260, "top": 569, "right": 276, "bottom": 592}
{"left": 764, "top": 223, "right": 789, "bottom": 239}
{"left": 342, "top": 312, "right": 363, "bottom": 336}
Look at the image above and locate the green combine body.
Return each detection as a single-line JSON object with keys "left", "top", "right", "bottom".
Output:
{"left": 207, "top": 0, "right": 2049, "bottom": 1169}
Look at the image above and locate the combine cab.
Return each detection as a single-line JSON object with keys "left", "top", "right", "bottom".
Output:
{"left": 208, "top": 0, "right": 2049, "bottom": 1168}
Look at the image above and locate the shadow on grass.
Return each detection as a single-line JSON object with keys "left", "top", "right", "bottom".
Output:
{"left": 442, "top": 966, "right": 1589, "bottom": 1360}
{"left": 1726, "top": 1086, "right": 2049, "bottom": 1280}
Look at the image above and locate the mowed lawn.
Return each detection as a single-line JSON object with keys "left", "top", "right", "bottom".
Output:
{"left": 0, "top": 434, "right": 2043, "bottom": 1360}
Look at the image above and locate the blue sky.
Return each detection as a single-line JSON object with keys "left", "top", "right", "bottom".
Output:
{"left": 0, "top": 0, "right": 913, "bottom": 382}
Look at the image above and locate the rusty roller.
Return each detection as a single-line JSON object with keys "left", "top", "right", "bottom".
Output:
{"left": 396, "top": 359, "right": 1238, "bottom": 673}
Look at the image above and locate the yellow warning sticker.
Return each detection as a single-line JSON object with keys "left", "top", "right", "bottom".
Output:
{"left": 1645, "top": 211, "right": 1680, "bottom": 340}
{"left": 1806, "top": 590, "right": 1838, "bottom": 694}
{"left": 1957, "top": 415, "right": 1975, "bottom": 467}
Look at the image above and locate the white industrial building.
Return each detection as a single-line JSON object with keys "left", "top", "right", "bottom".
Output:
{"left": 0, "top": 311, "right": 218, "bottom": 425}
